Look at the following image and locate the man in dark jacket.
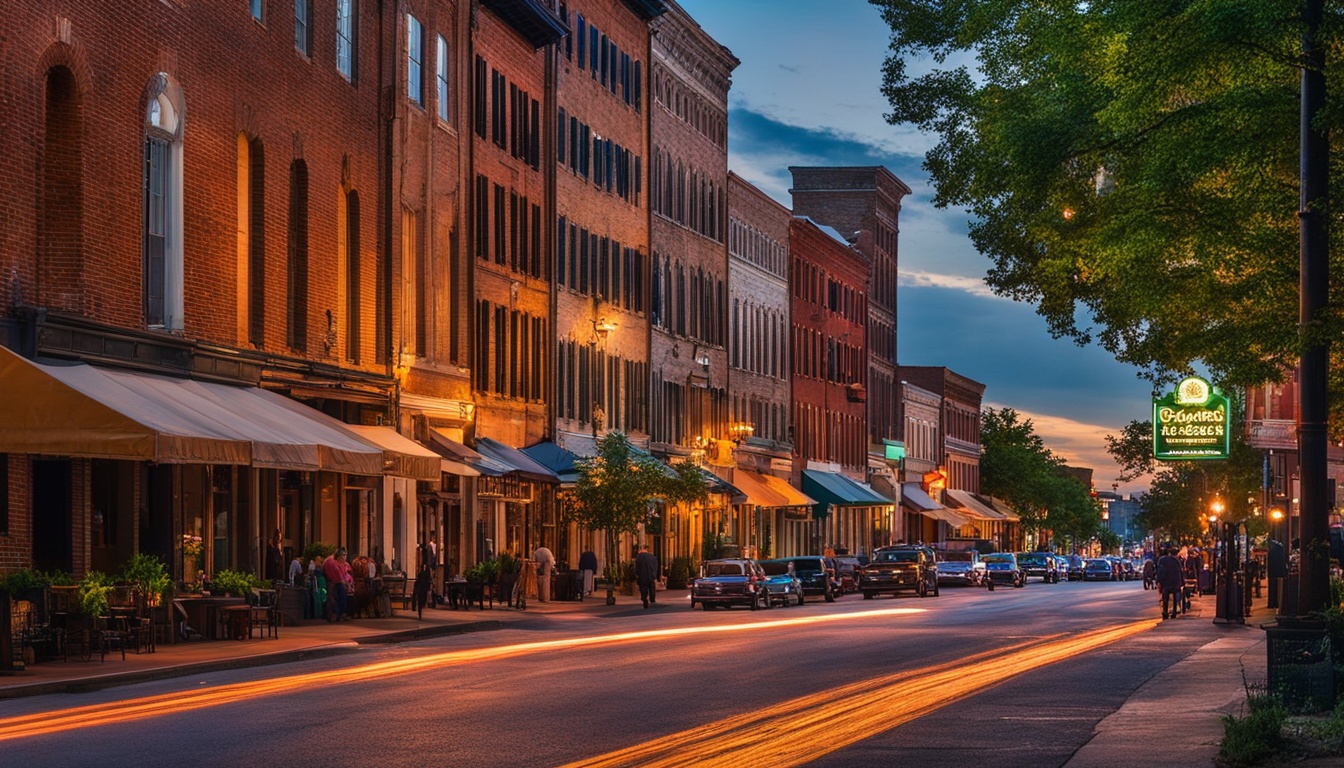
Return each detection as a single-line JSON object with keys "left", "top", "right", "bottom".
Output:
{"left": 1155, "top": 547, "right": 1185, "bottom": 619}
{"left": 635, "top": 544, "right": 660, "bottom": 609}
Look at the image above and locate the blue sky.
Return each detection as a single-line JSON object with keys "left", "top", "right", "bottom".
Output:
{"left": 678, "top": 0, "right": 1155, "bottom": 495}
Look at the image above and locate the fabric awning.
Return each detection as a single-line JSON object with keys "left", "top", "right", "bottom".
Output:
{"left": 427, "top": 429, "right": 490, "bottom": 476}
{"left": 699, "top": 467, "right": 747, "bottom": 504}
{"left": 979, "top": 495, "right": 1022, "bottom": 522}
{"left": 0, "top": 346, "right": 383, "bottom": 474}
{"left": 520, "top": 441, "right": 581, "bottom": 486}
{"left": 900, "top": 483, "right": 971, "bottom": 526}
{"left": 720, "top": 469, "right": 815, "bottom": 509}
{"left": 945, "top": 488, "right": 1004, "bottom": 521}
{"left": 474, "top": 437, "right": 561, "bottom": 484}
{"left": 344, "top": 426, "right": 442, "bottom": 481}
{"left": 803, "top": 469, "right": 893, "bottom": 519}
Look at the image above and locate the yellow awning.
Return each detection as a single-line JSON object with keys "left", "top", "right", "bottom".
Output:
{"left": 945, "top": 488, "right": 1004, "bottom": 521}
{"left": 344, "top": 425, "right": 443, "bottom": 481}
{"left": 726, "top": 469, "right": 816, "bottom": 509}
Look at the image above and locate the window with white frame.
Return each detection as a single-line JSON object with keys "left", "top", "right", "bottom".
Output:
{"left": 142, "top": 74, "right": 184, "bottom": 331}
{"left": 336, "top": 0, "right": 356, "bottom": 80}
{"left": 436, "top": 34, "right": 449, "bottom": 122}
{"left": 407, "top": 15, "right": 423, "bottom": 106}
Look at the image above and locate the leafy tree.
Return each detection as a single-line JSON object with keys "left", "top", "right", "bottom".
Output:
{"left": 872, "top": 1, "right": 1341, "bottom": 411}
{"left": 567, "top": 432, "right": 707, "bottom": 590}
{"left": 980, "top": 407, "right": 1064, "bottom": 535}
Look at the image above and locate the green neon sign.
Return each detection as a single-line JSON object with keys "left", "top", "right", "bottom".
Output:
{"left": 1152, "top": 376, "right": 1229, "bottom": 461}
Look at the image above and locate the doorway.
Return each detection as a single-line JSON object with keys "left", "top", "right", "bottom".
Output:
{"left": 32, "top": 459, "right": 72, "bottom": 574}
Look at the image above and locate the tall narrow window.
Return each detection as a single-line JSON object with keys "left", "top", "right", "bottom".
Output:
{"left": 345, "top": 190, "right": 361, "bottom": 362}
{"left": 142, "top": 75, "right": 184, "bottom": 331}
{"left": 436, "top": 34, "right": 450, "bottom": 122}
{"left": 250, "top": 0, "right": 264, "bottom": 21}
{"left": 246, "top": 137, "right": 266, "bottom": 347}
{"left": 287, "top": 159, "right": 309, "bottom": 350}
{"left": 407, "top": 15, "right": 423, "bottom": 106}
{"left": 41, "top": 66, "right": 84, "bottom": 320}
{"left": 336, "top": 0, "right": 356, "bottom": 80}
{"left": 294, "top": 0, "right": 311, "bottom": 56}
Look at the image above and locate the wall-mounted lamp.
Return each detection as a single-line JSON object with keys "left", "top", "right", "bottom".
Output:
{"left": 592, "top": 317, "right": 617, "bottom": 342}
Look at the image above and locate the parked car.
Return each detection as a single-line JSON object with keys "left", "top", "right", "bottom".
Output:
{"left": 833, "top": 556, "right": 862, "bottom": 595}
{"left": 859, "top": 545, "right": 939, "bottom": 598}
{"left": 689, "top": 558, "right": 770, "bottom": 610}
{"left": 1082, "top": 558, "right": 1115, "bottom": 581}
{"left": 1016, "top": 552, "right": 1060, "bottom": 583}
{"left": 1065, "top": 555, "right": 1086, "bottom": 581}
{"left": 934, "top": 549, "right": 985, "bottom": 586}
{"left": 1117, "top": 559, "right": 1136, "bottom": 581}
{"left": 1052, "top": 555, "right": 1072, "bottom": 582}
{"left": 758, "top": 559, "right": 805, "bottom": 607}
{"left": 982, "top": 552, "right": 1025, "bottom": 588}
{"left": 770, "top": 556, "right": 839, "bottom": 602}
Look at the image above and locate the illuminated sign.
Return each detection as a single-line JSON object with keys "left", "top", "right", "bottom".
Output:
{"left": 1152, "top": 376, "right": 1229, "bottom": 461}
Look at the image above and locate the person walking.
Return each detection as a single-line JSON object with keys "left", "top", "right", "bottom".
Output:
{"left": 578, "top": 549, "right": 598, "bottom": 597}
{"left": 265, "top": 528, "right": 285, "bottom": 583}
{"left": 533, "top": 544, "right": 556, "bottom": 603}
{"left": 635, "top": 544, "right": 659, "bottom": 609}
{"left": 1155, "top": 547, "right": 1184, "bottom": 619}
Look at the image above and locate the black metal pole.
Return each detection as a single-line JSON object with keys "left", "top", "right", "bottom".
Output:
{"left": 1298, "top": 0, "right": 1331, "bottom": 617}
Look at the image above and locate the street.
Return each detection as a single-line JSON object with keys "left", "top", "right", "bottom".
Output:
{"left": 0, "top": 581, "right": 1206, "bottom": 768}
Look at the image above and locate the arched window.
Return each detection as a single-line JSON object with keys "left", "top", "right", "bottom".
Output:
{"left": 143, "top": 74, "right": 184, "bottom": 330}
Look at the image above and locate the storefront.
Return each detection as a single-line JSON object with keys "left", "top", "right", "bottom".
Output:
{"left": 802, "top": 470, "right": 894, "bottom": 559}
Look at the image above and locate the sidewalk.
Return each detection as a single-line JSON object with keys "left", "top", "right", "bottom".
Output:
{"left": 1066, "top": 594, "right": 1269, "bottom": 767}
{"left": 0, "top": 589, "right": 650, "bottom": 700}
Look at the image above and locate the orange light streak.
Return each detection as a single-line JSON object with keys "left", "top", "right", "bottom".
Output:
{"left": 0, "top": 608, "right": 924, "bottom": 741}
{"left": 561, "top": 619, "right": 1158, "bottom": 768}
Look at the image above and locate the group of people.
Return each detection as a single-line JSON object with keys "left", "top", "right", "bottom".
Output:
{"left": 1153, "top": 546, "right": 1204, "bottom": 619}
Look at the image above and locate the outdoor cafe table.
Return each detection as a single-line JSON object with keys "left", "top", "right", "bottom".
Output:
{"left": 173, "top": 596, "right": 246, "bottom": 640}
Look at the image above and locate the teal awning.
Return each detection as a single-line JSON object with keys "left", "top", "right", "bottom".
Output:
{"left": 520, "top": 441, "right": 581, "bottom": 486}
{"left": 802, "top": 470, "right": 893, "bottom": 519}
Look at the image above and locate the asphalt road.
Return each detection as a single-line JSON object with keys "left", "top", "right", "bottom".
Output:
{"left": 0, "top": 579, "right": 1185, "bottom": 768}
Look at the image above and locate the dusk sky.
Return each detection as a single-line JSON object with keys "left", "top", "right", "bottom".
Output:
{"left": 677, "top": 0, "right": 1155, "bottom": 495}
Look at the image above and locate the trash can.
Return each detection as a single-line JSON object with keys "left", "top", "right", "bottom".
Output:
{"left": 1266, "top": 623, "right": 1335, "bottom": 711}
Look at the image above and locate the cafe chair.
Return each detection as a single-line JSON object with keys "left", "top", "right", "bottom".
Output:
{"left": 248, "top": 588, "right": 279, "bottom": 639}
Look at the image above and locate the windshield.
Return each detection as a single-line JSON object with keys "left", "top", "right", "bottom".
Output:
{"left": 760, "top": 562, "right": 790, "bottom": 576}
{"left": 788, "top": 559, "right": 822, "bottom": 573}
{"left": 873, "top": 550, "right": 919, "bottom": 563}
{"left": 983, "top": 553, "right": 1014, "bottom": 564}
{"left": 940, "top": 552, "right": 974, "bottom": 562}
{"left": 1017, "top": 554, "right": 1049, "bottom": 566}
{"left": 703, "top": 562, "right": 744, "bottom": 577}
{"left": 1085, "top": 560, "right": 1109, "bottom": 569}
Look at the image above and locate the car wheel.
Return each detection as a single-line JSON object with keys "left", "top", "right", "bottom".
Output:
{"left": 796, "top": 590, "right": 805, "bottom": 606}
{"left": 986, "top": 579, "right": 995, "bottom": 591}
{"left": 917, "top": 581, "right": 927, "bottom": 598}
{"left": 824, "top": 586, "right": 836, "bottom": 603}
{"left": 690, "top": 599, "right": 697, "bottom": 609}
{"left": 863, "top": 590, "right": 874, "bottom": 600}
{"left": 1015, "top": 576, "right": 1024, "bottom": 588}
{"left": 933, "top": 581, "right": 940, "bottom": 597}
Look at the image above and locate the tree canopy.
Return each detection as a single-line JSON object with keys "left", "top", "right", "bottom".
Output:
{"left": 872, "top": 1, "right": 1341, "bottom": 413}
{"left": 981, "top": 407, "right": 1103, "bottom": 546}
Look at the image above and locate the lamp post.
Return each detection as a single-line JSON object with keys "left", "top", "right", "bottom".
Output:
{"left": 1268, "top": 507, "right": 1286, "bottom": 611}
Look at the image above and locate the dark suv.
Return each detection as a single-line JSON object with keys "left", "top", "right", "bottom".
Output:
{"left": 859, "top": 545, "right": 939, "bottom": 598}
{"left": 1016, "top": 552, "right": 1060, "bottom": 583}
{"left": 772, "top": 556, "right": 839, "bottom": 602}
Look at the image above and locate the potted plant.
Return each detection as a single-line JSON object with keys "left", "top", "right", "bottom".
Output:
{"left": 75, "top": 571, "right": 113, "bottom": 625}
{"left": 668, "top": 556, "right": 696, "bottom": 590}
{"left": 210, "top": 569, "right": 260, "bottom": 598}
{"left": 182, "top": 534, "right": 203, "bottom": 582}
{"left": 120, "top": 553, "right": 173, "bottom": 614}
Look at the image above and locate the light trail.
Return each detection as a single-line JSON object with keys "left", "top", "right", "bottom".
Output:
{"left": 561, "top": 619, "right": 1158, "bottom": 768}
{"left": 0, "top": 607, "right": 924, "bottom": 742}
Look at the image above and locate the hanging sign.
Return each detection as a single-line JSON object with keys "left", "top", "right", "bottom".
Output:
{"left": 1152, "top": 376, "right": 1230, "bottom": 461}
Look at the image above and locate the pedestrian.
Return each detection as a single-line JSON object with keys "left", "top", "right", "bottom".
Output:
{"left": 578, "top": 548, "right": 598, "bottom": 596}
{"left": 413, "top": 559, "right": 432, "bottom": 619}
{"left": 1155, "top": 547, "right": 1184, "bottom": 619}
{"left": 635, "top": 544, "right": 660, "bottom": 609}
{"left": 266, "top": 528, "right": 285, "bottom": 583}
{"left": 533, "top": 544, "right": 556, "bottom": 602}
{"left": 322, "top": 547, "right": 353, "bottom": 622}
{"left": 288, "top": 553, "right": 304, "bottom": 587}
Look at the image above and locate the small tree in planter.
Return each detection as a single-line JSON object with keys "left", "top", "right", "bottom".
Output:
{"left": 76, "top": 571, "right": 113, "bottom": 625}
{"left": 567, "top": 431, "right": 707, "bottom": 605}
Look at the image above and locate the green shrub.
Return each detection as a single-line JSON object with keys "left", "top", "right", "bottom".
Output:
{"left": 668, "top": 556, "right": 696, "bottom": 589}
{"left": 0, "top": 568, "right": 47, "bottom": 594}
{"left": 1218, "top": 693, "right": 1285, "bottom": 767}
{"left": 120, "top": 553, "right": 173, "bottom": 605}
{"left": 211, "top": 569, "right": 262, "bottom": 597}
{"left": 76, "top": 571, "right": 114, "bottom": 619}
{"left": 301, "top": 541, "right": 337, "bottom": 563}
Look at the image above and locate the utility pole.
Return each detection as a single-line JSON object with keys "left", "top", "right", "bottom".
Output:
{"left": 1298, "top": 0, "right": 1330, "bottom": 617}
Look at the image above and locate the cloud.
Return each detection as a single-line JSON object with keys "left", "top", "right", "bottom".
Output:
{"left": 986, "top": 404, "right": 1148, "bottom": 495}
{"left": 898, "top": 270, "right": 1001, "bottom": 299}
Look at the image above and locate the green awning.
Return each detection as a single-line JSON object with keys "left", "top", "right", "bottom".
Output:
{"left": 802, "top": 470, "right": 893, "bottom": 519}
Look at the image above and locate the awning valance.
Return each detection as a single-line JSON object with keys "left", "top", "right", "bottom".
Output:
{"left": 344, "top": 425, "right": 442, "bottom": 481}
{"left": 427, "top": 429, "right": 490, "bottom": 476}
{"left": 980, "top": 495, "right": 1022, "bottom": 522}
{"left": 475, "top": 437, "right": 561, "bottom": 484}
{"left": 0, "top": 346, "right": 383, "bottom": 474}
{"left": 901, "top": 483, "right": 941, "bottom": 512}
{"left": 945, "top": 488, "right": 1004, "bottom": 521}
